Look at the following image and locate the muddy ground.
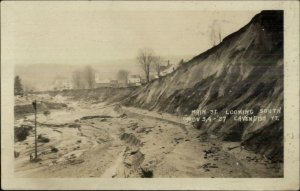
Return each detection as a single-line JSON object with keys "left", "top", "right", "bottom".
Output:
{"left": 14, "top": 95, "right": 282, "bottom": 178}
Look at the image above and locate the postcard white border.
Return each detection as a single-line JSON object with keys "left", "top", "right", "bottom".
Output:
{"left": 1, "top": 1, "right": 299, "bottom": 190}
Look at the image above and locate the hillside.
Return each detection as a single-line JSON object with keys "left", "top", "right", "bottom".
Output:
{"left": 122, "top": 11, "right": 283, "bottom": 161}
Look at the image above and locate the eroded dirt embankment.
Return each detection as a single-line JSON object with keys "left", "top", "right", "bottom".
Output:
{"left": 122, "top": 11, "right": 284, "bottom": 162}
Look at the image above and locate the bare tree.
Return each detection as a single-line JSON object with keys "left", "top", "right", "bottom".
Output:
{"left": 72, "top": 70, "right": 82, "bottom": 89}
{"left": 117, "top": 70, "right": 129, "bottom": 84}
{"left": 137, "top": 48, "right": 155, "bottom": 83}
{"left": 83, "top": 65, "right": 95, "bottom": 89}
{"left": 178, "top": 59, "right": 185, "bottom": 66}
{"left": 153, "top": 56, "right": 163, "bottom": 78}
{"left": 210, "top": 20, "right": 222, "bottom": 46}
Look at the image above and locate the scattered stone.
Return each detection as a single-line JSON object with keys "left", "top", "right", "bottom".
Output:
{"left": 30, "top": 157, "right": 42, "bottom": 163}
{"left": 81, "top": 115, "right": 112, "bottom": 120}
{"left": 136, "top": 127, "right": 152, "bottom": 134}
{"left": 128, "top": 122, "right": 138, "bottom": 130}
{"left": 174, "top": 137, "right": 184, "bottom": 141}
{"left": 43, "top": 110, "right": 51, "bottom": 116}
{"left": 51, "top": 147, "right": 59, "bottom": 153}
{"left": 130, "top": 148, "right": 139, "bottom": 155}
{"left": 141, "top": 166, "right": 153, "bottom": 178}
{"left": 69, "top": 159, "right": 84, "bottom": 165}
{"left": 14, "top": 151, "right": 20, "bottom": 158}
{"left": 38, "top": 134, "right": 50, "bottom": 143}
{"left": 227, "top": 145, "right": 241, "bottom": 151}
{"left": 120, "top": 113, "right": 127, "bottom": 118}
{"left": 210, "top": 164, "right": 218, "bottom": 168}
{"left": 68, "top": 123, "right": 81, "bottom": 128}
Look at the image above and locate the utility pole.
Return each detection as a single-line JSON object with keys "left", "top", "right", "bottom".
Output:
{"left": 32, "top": 100, "right": 37, "bottom": 159}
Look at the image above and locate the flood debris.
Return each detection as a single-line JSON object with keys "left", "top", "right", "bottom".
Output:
{"left": 43, "top": 110, "right": 51, "bottom": 116}
{"left": 14, "top": 151, "right": 20, "bottom": 158}
{"left": 120, "top": 133, "right": 142, "bottom": 146}
{"left": 140, "top": 164, "right": 153, "bottom": 178}
{"left": 69, "top": 159, "right": 85, "bottom": 165}
{"left": 136, "top": 127, "right": 152, "bottom": 134}
{"left": 38, "top": 134, "right": 50, "bottom": 143}
{"left": 128, "top": 122, "right": 139, "bottom": 130}
{"left": 174, "top": 137, "right": 184, "bottom": 144}
{"left": 80, "top": 115, "right": 113, "bottom": 120}
{"left": 50, "top": 146, "right": 59, "bottom": 153}
{"left": 30, "top": 157, "right": 42, "bottom": 163}
{"left": 203, "top": 146, "right": 221, "bottom": 159}
{"left": 227, "top": 145, "right": 241, "bottom": 151}
{"left": 200, "top": 163, "right": 219, "bottom": 171}
{"left": 68, "top": 123, "right": 81, "bottom": 128}
{"left": 14, "top": 102, "right": 67, "bottom": 119}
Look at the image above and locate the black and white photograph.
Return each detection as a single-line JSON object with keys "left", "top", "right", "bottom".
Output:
{"left": 1, "top": 1, "right": 299, "bottom": 190}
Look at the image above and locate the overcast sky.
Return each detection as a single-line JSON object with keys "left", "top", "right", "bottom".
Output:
{"left": 2, "top": 2, "right": 260, "bottom": 66}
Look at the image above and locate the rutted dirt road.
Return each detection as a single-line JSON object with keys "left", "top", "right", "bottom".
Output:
{"left": 14, "top": 99, "right": 282, "bottom": 178}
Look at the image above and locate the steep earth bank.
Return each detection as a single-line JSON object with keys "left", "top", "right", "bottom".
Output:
{"left": 122, "top": 11, "right": 284, "bottom": 162}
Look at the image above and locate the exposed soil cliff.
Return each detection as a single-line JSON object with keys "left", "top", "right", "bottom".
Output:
{"left": 123, "top": 11, "right": 283, "bottom": 161}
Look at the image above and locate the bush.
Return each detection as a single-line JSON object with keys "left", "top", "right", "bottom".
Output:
{"left": 15, "top": 126, "right": 32, "bottom": 142}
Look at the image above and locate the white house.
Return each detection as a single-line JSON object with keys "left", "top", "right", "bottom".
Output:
{"left": 128, "top": 75, "right": 141, "bottom": 86}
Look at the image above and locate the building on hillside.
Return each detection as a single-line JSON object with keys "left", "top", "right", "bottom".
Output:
{"left": 128, "top": 75, "right": 142, "bottom": 86}
{"left": 51, "top": 79, "right": 73, "bottom": 91}
{"left": 95, "top": 78, "right": 111, "bottom": 88}
{"left": 94, "top": 73, "right": 120, "bottom": 88}
{"left": 110, "top": 80, "right": 119, "bottom": 87}
{"left": 154, "top": 60, "right": 176, "bottom": 79}
{"left": 94, "top": 73, "right": 102, "bottom": 84}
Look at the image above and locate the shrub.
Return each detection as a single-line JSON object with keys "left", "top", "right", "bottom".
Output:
{"left": 14, "top": 126, "right": 32, "bottom": 142}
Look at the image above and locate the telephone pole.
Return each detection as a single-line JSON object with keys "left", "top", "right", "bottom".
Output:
{"left": 32, "top": 100, "right": 37, "bottom": 158}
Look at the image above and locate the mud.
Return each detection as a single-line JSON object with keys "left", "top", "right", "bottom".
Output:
{"left": 14, "top": 98, "right": 283, "bottom": 178}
